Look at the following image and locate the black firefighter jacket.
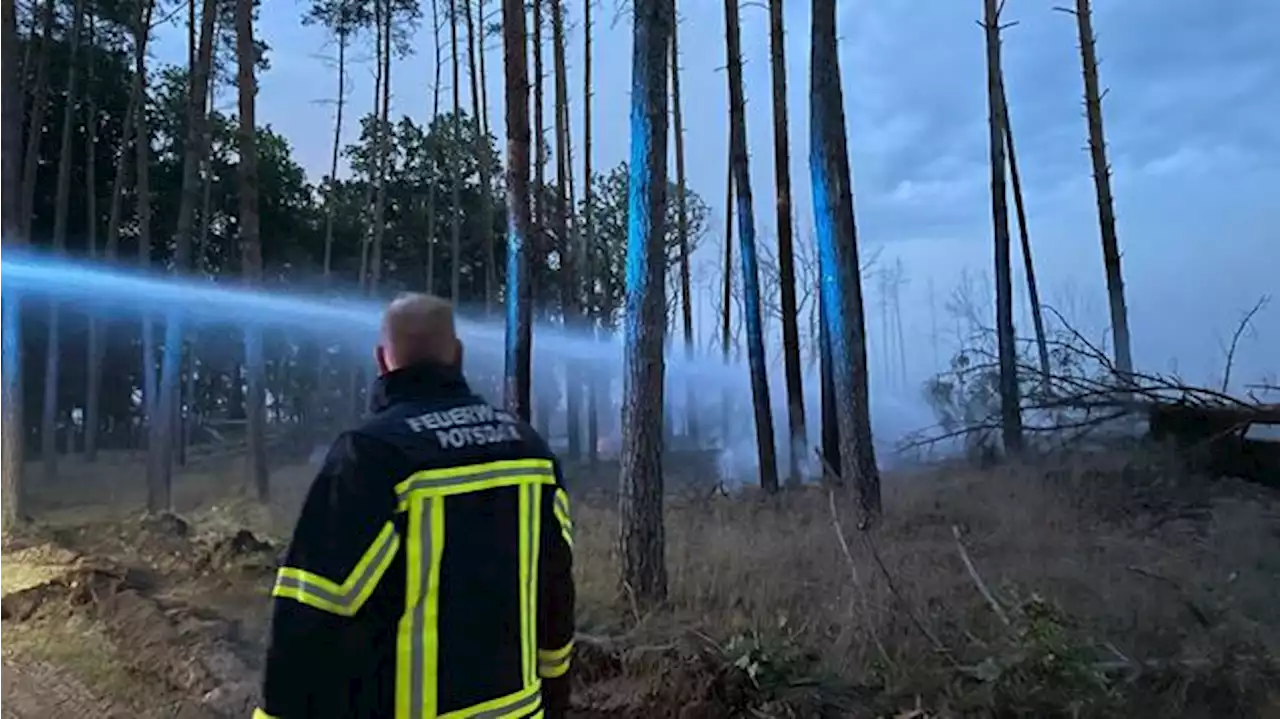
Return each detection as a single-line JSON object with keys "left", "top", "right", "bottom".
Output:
{"left": 255, "top": 362, "right": 576, "bottom": 719}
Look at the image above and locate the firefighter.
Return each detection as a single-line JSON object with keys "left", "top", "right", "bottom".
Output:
{"left": 254, "top": 292, "right": 575, "bottom": 719}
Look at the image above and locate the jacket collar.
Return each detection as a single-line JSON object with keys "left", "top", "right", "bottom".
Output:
{"left": 369, "top": 361, "right": 472, "bottom": 413}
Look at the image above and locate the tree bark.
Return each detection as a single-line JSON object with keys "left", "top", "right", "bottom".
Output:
{"left": 83, "top": 11, "right": 100, "bottom": 458}
{"left": 810, "top": 0, "right": 881, "bottom": 514}
{"left": 723, "top": 0, "right": 779, "bottom": 493}
{"left": 136, "top": 0, "right": 158, "bottom": 499}
{"left": 983, "top": 0, "right": 1023, "bottom": 454}
{"left": 18, "top": 0, "right": 54, "bottom": 239}
{"left": 1073, "top": 0, "right": 1132, "bottom": 379}
{"left": 551, "top": 0, "right": 580, "bottom": 459}
{"left": 583, "top": 0, "right": 599, "bottom": 467}
{"left": 501, "top": 0, "right": 533, "bottom": 420}
{"left": 999, "top": 74, "right": 1051, "bottom": 393}
{"left": 1, "top": 0, "right": 27, "bottom": 526}
{"left": 618, "top": 0, "right": 672, "bottom": 609}
{"left": 426, "top": 0, "right": 442, "bottom": 294}
{"left": 767, "top": 0, "right": 806, "bottom": 485}
{"left": 369, "top": 0, "right": 392, "bottom": 294}
{"left": 670, "top": 6, "right": 697, "bottom": 442}
{"left": 466, "top": 0, "right": 497, "bottom": 312}
{"left": 719, "top": 139, "right": 733, "bottom": 444}
{"left": 238, "top": 0, "right": 269, "bottom": 501}
{"left": 448, "top": 0, "right": 463, "bottom": 300}
{"left": 41, "top": 0, "right": 87, "bottom": 482}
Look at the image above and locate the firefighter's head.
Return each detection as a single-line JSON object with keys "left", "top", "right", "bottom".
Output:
{"left": 377, "top": 292, "right": 464, "bottom": 376}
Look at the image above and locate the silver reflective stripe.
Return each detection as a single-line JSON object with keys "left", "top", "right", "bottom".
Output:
{"left": 470, "top": 689, "right": 542, "bottom": 719}
{"left": 409, "top": 497, "right": 434, "bottom": 719}
{"left": 396, "top": 466, "right": 555, "bottom": 503}
{"left": 272, "top": 526, "right": 398, "bottom": 614}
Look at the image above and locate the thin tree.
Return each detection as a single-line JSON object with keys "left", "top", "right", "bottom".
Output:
{"left": 150, "top": 0, "right": 218, "bottom": 510}
{"left": 618, "top": 0, "right": 673, "bottom": 608}
{"left": 238, "top": 0, "right": 269, "bottom": 500}
{"left": 766, "top": 0, "right": 805, "bottom": 485}
{"left": 983, "top": 0, "right": 1022, "bottom": 454}
{"left": 719, "top": 141, "right": 732, "bottom": 443}
{"left": 723, "top": 0, "right": 779, "bottom": 493}
{"left": 670, "top": 2, "right": 697, "bottom": 441}
{"left": 41, "top": 0, "right": 87, "bottom": 482}
{"left": 810, "top": 0, "right": 880, "bottom": 513}
{"left": 136, "top": 0, "right": 159, "bottom": 498}
{"left": 88, "top": 0, "right": 152, "bottom": 458}
{"left": 501, "top": 0, "right": 533, "bottom": 420}
{"left": 426, "top": 0, "right": 442, "bottom": 293}
{"left": 551, "top": 0, "right": 581, "bottom": 458}
{"left": 465, "top": 0, "right": 497, "bottom": 310}
{"left": 1, "top": 0, "right": 27, "bottom": 525}
{"left": 18, "top": 0, "right": 54, "bottom": 239}
{"left": 999, "top": 73, "right": 1052, "bottom": 391}
{"left": 369, "top": 0, "right": 393, "bottom": 294}
{"left": 583, "top": 0, "right": 599, "bottom": 466}
{"left": 1067, "top": 0, "right": 1132, "bottom": 378}
{"left": 448, "top": 0, "right": 463, "bottom": 300}
{"left": 83, "top": 9, "right": 101, "bottom": 458}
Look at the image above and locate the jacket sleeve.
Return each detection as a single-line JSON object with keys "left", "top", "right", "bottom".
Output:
{"left": 537, "top": 462, "right": 576, "bottom": 717}
{"left": 257, "top": 431, "right": 401, "bottom": 719}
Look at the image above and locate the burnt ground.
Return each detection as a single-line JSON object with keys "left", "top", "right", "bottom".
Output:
{"left": 0, "top": 454, "right": 759, "bottom": 719}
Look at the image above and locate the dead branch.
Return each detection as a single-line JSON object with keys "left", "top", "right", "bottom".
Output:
{"left": 1220, "top": 295, "right": 1270, "bottom": 393}
{"left": 951, "top": 525, "right": 1011, "bottom": 628}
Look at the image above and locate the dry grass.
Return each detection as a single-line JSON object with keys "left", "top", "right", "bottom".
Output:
{"left": 570, "top": 449, "right": 1280, "bottom": 716}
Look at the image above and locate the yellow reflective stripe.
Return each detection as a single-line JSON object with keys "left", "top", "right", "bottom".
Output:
{"left": 394, "top": 459, "right": 555, "bottom": 506}
{"left": 252, "top": 709, "right": 279, "bottom": 719}
{"left": 526, "top": 485, "right": 543, "bottom": 687}
{"left": 537, "top": 640, "right": 573, "bottom": 679}
{"left": 438, "top": 682, "right": 541, "bottom": 719}
{"left": 396, "top": 496, "right": 445, "bottom": 719}
{"left": 552, "top": 489, "right": 572, "bottom": 548}
{"left": 518, "top": 484, "right": 531, "bottom": 685}
{"left": 272, "top": 521, "right": 400, "bottom": 617}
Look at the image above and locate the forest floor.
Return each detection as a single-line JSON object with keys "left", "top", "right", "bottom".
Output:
{"left": 3, "top": 447, "right": 1280, "bottom": 718}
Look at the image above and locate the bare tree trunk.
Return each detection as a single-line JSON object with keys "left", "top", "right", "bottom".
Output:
{"left": 501, "top": 0, "right": 533, "bottom": 420}
{"left": 238, "top": 0, "right": 269, "bottom": 500}
{"left": 18, "top": 0, "right": 54, "bottom": 239}
{"left": 551, "top": 0, "right": 580, "bottom": 459}
{"left": 466, "top": 0, "right": 496, "bottom": 311}
{"left": 370, "top": 0, "right": 392, "bottom": 295}
{"left": 766, "top": 0, "right": 805, "bottom": 485}
{"left": 448, "top": 0, "right": 463, "bottom": 300}
{"left": 426, "top": 0, "right": 441, "bottom": 294}
{"left": 150, "top": 0, "right": 216, "bottom": 511}
{"left": 723, "top": 0, "right": 778, "bottom": 493}
{"left": 1071, "top": 0, "right": 1132, "bottom": 378}
{"left": 322, "top": 32, "right": 347, "bottom": 280}
{"left": 719, "top": 141, "right": 733, "bottom": 444}
{"left": 86, "top": 15, "right": 146, "bottom": 462}
{"left": 41, "top": 0, "right": 87, "bottom": 482}
{"left": 82, "top": 11, "right": 99, "bottom": 459}
{"left": 670, "top": 6, "right": 698, "bottom": 442}
{"left": 999, "top": 74, "right": 1051, "bottom": 392}
{"left": 531, "top": 0, "right": 551, "bottom": 435}
{"left": 136, "top": 2, "right": 158, "bottom": 473}
{"left": 983, "top": 0, "right": 1022, "bottom": 454}
{"left": 1, "top": 0, "right": 27, "bottom": 526}
{"left": 618, "top": 0, "right": 671, "bottom": 609}
{"left": 810, "top": 0, "right": 880, "bottom": 514}
{"left": 583, "top": 0, "right": 599, "bottom": 466}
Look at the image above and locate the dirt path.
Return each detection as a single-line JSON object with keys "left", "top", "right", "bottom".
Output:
{"left": 0, "top": 658, "right": 127, "bottom": 719}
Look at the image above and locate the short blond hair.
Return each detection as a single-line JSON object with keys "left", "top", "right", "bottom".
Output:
{"left": 381, "top": 292, "right": 460, "bottom": 368}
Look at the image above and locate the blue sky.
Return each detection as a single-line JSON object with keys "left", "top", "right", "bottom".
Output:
{"left": 150, "top": 0, "right": 1278, "bottom": 408}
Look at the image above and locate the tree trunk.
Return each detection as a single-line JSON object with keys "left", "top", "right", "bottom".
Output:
{"left": 1073, "top": 0, "right": 1132, "bottom": 379}
{"left": 501, "top": 0, "right": 533, "bottom": 420}
{"left": 426, "top": 0, "right": 441, "bottom": 294}
{"left": 999, "top": 74, "right": 1051, "bottom": 393}
{"left": 583, "top": 0, "right": 599, "bottom": 467}
{"left": 1, "top": 0, "right": 27, "bottom": 526}
{"left": 370, "top": 0, "right": 391, "bottom": 295}
{"left": 618, "top": 0, "right": 671, "bottom": 609}
{"left": 448, "top": 0, "right": 463, "bottom": 300}
{"left": 238, "top": 0, "right": 269, "bottom": 500}
{"left": 670, "top": 7, "right": 697, "bottom": 442}
{"left": 82, "top": 11, "right": 99, "bottom": 459}
{"left": 41, "top": 0, "right": 87, "bottom": 483}
{"left": 136, "top": 3, "right": 158, "bottom": 482}
{"left": 322, "top": 33, "right": 347, "bottom": 280}
{"left": 18, "top": 0, "right": 54, "bottom": 239}
{"left": 767, "top": 0, "right": 805, "bottom": 485}
{"left": 719, "top": 140, "right": 733, "bottom": 445}
{"left": 150, "top": 0, "right": 216, "bottom": 511}
{"left": 810, "top": 0, "right": 881, "bottom": 514}
{"left": 551, "top": 0, "right": 580, "bottom": 459}
{"left": 466, "top": 0, "right": 496, "bottom": 311}
{"left": 723, "top": 0, "right": 779, "bottom": 493}
{"left": 983, "top": 0, "right": 1023, "bottom": 454}
{"left": 818, "top": 288, "right": 839, "bottom": 478}
{"left": 86, "top": 10, "right": 146, "bottom": 462}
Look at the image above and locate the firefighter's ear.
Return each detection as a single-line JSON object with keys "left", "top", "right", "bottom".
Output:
{"left": 375, "top": 344, "right": 391, "bottom": 375}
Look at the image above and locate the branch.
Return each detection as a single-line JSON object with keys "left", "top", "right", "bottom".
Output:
{"left": 1220, "top": 294, "right": 1270, "bottom": 393}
